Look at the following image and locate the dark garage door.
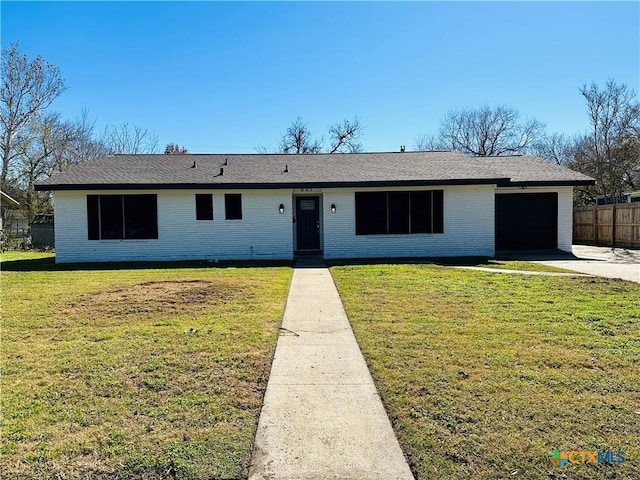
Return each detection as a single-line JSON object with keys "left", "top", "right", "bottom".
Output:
{"left": 495, "top": 193, "right": 558, "bottom": 250}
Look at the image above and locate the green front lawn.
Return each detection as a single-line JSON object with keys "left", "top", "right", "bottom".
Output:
{"left": 433, "top": 257, "right": 578, "bottom": 273}
{"left": 331, "top": 263, "right": 640, "bottom": 479}
{"left": 1, "top": 253, "right": 292, "bottom": 479}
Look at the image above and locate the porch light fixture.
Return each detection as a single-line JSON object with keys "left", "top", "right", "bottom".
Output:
{"left": 330, "top": 203, "right": 336, "bottom": 214}
{"left": 279, "top": 204, "right": 285, "bottom": 214}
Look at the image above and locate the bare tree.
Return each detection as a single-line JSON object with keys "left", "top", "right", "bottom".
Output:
{"left": 1, "top": 43, "right": 66, "bottom": 187}
{"left": 328, "top": 117, "right": 363, "bottom": 153}
{"left": 278, "top": 117, "right": 323, "bottom": 154}
{"left": 532, "top": 132, "right": 576, "bottom": 166}
{"left": 14, "top": 113, "right": 74, "bottom": 221}
{"left": 614, "top": 133, "right": 640, "bottom": 190}
{"left": 102, "top": 122, "right": 159, "bottom": 154}
{"left": 577, "top": 79, "right": 640, "bottom": 201}
{"left": 11, "top": 110, "right": 107, "bottom": 221}
{"left": 275, "top": 116, "right": 364, "bottom": 154}
{"left": 426, "top": 105, "right": 543, "bottom": 156}
{"left": 415, "top": 133, "right": 446, "bottom": 151}
{"left": 59, "top": 109, "right": 108, "bottom": 168}
{"left": 164, "top": 143, "right": 189, "bottom": 154}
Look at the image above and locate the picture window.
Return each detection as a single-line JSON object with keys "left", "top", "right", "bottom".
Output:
{"left": 355, "top": 190, "right": 443, "bottom": 235}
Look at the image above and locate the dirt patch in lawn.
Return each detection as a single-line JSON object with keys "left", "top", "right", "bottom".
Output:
{"left": 66, "top": 279, "right": 250, "bottom": 317}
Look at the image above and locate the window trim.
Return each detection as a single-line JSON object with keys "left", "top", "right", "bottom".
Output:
{"left": 195, "top": 193, "right": 214, "bottom": 221}
{"left": 355, "top": 190, "right": 444, "bottom": 236}
{"left": 224, "top": 193, "right": 243, "bottom": 220}
{"left": 87, "top": 194, "right": 158, "bottom": 240}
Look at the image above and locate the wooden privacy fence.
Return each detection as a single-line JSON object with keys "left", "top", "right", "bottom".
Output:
{"left": 574, "top": 204, "right": 640, "bottom": 248}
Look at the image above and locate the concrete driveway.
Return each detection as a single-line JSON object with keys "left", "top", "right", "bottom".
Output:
{"left": 504, "top": 245, "right": 640, "bottom": 283}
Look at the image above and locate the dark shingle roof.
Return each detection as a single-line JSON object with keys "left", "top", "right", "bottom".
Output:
{"left": 35, "top": 151, "right": 594, "bottom": 191}
{"left": 477, "top": 155, "right": 594, "bottom": 185}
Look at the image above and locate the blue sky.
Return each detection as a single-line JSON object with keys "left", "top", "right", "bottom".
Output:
{"left": 2, "top": 1, "right": 639, "bottom": 153}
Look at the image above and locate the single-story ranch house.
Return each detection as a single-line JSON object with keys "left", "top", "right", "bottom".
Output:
{"left": 36, "top": 151, "right": 594, "bottom": 263}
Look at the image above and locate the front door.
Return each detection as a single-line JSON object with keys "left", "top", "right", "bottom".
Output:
{"left": 296, "top": 196, "right": 321, "bottom": 250}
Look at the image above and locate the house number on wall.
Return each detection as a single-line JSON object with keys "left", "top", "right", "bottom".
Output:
{"left": 298, "top": 188, "right": 314, "bottom": 192}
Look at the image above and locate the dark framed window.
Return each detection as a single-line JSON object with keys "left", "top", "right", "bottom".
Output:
{"left": 410, "top": 191, "right": 432, "bottom": 233}
{"left": 225, "top": 194, "right": 242, "bottom": 220}
{"left": 87, "top": 194, "right": 158, "bottom": 240}
{"left": 432, "top": 190, "right": 444, "bottom": 233}
{"left": 388, "top": 192, "right": 410, "bottom": 234}
{"left": 87, "top": 195, "right": 100, "bottom": 240}
{"left": 195, "top": 194, "right": 213, "bottom": 220}
{"left": 98, "top": 195, "right": 124, "bottom": 239}
{"left": 355, "top": 190, "right": 444, "bottom": 235}
{"left": 355, "top": 192, "right": 387, "bottom": 235}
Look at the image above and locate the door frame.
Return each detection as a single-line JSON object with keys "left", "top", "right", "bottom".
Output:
{"left": 495, "top": 192, "right": 558, "bottom": 250}
{"left": 293, "top": 194, "right": 323, "bottom": 254}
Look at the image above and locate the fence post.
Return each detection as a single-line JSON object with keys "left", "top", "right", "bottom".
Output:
{"left": 611, "top": 204, "right": 616, "bottom": 248}
{"left": 593, "top": 206, "right": 598, "bottom": 245}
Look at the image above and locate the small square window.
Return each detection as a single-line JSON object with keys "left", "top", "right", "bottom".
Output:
{"left": 225, "top": 194, "right": 242, "bottom": 220}
{"left": 195, "top": 194, "right": 213, "bottom": 220}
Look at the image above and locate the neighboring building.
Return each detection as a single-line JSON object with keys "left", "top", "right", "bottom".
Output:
{"left": 596, "top": 191, "right": 640, "bottom": 205}
{"left": 30, "top": 214, "right": 55, "bottom": 249}
{"left": 0, "top": 191, "right": 20, "bottom": 231}
{"left": 35, "top": 151, "right": 594, "bottom": 264}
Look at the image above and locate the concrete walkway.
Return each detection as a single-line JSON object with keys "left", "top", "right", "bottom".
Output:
{"left": 448, "top": 265, "right": 591, "bottom": 277}
{"left": 503, "top": 246, "right": 640, "bottom": 284}
{"left": 249, "top": 264, "right": 414, "bottom": 480}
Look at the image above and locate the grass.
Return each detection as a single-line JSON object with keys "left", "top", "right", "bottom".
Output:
{"left": 1, "top": 252, "right": 292, "bottom": 479}
{"left": 327, "top": 256, "right": 579, "bottom": 274}
{"left": 0, "top": 250, "right": 55, "bottom": 263}
{"left": 331, "top": 263, "right": 640, "bottom": 480}
{"left": 434, "top": 257, "right": 579, "bottom": 273}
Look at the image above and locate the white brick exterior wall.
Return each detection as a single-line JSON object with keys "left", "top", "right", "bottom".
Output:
{"left": 322, "top": 185, "right": 496, "bottom": 259}
{"left": 52, "top": 185, "right": 574, "bottom": 263}
{"left": 53, "top": 189, "right": 294, "bottom": 263}
{"left": 495, "top": 186, "right": 574, "bottom": 252}
{"left": 556, "top": 187, "right": 575, "bottom": 251}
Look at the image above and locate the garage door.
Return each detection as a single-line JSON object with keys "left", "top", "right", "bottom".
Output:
{"left": 495, "top": 193, "right": 558, "bottom": 250}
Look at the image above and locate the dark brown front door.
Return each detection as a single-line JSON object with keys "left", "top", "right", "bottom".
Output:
{"left": 296, "top": 196, "right": 320, "bottom": 250}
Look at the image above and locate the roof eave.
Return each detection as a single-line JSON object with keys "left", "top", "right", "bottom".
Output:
{"left": 501, "top": 180, "right": 596, "bottom": 187}
{"left": 0, "top": 191, "right": 20, "bottom": 206}
{"left": 35, "top": 178, "right": 508, "bottom": 191}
